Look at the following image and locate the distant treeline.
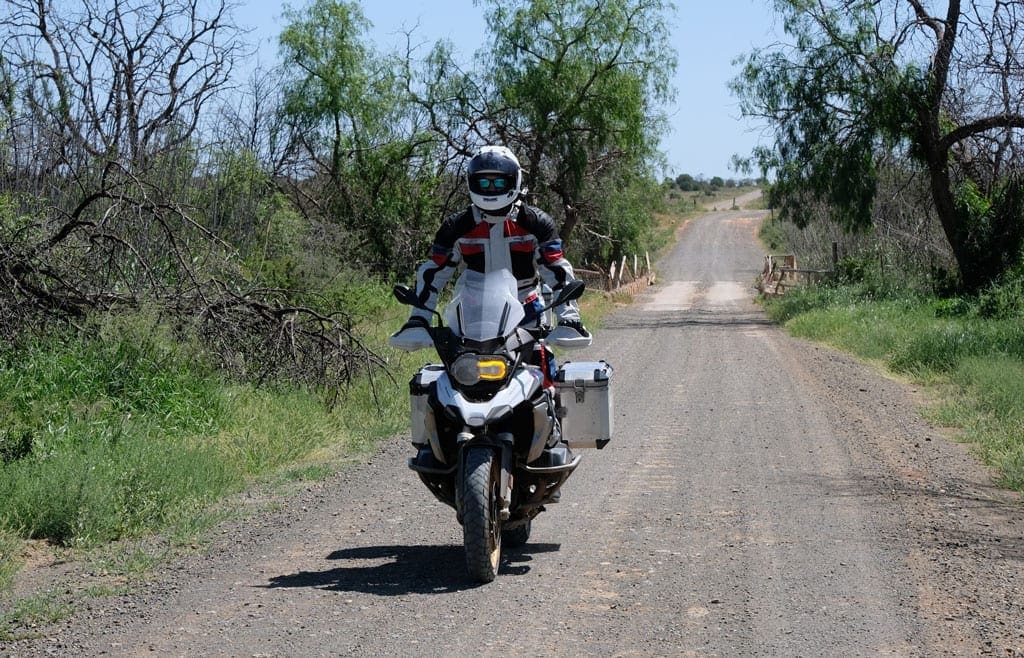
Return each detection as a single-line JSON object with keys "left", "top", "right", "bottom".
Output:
{"left": 663, "top": 173, "right": 767, "bottom": 194}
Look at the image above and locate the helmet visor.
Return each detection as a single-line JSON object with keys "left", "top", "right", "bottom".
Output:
{"left": 469, "top": 173, "right": 515, "bottom": 196}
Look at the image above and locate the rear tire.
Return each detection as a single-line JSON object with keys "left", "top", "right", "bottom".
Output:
{"left": 462, "top": 448, "right": 501, "bottom": 583}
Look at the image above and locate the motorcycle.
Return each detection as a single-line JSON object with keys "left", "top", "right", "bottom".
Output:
{"left": 392, "top": 269, "right": 612, "bottom": 582}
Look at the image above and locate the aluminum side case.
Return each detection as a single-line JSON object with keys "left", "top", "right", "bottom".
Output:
{"left": 409, "top": 364, "right": 445, "bottom": 448}
{"left": 554, "top": 360, "right": 613, "bottom": 449}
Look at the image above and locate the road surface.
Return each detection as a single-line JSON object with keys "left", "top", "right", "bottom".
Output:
{"left": 7, "top": 206, "right": 1024, "bottom": 657}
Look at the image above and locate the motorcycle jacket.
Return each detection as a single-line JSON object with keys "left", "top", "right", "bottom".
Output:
{"left": 410, "top": 201, "right": 583, "bottom": 325}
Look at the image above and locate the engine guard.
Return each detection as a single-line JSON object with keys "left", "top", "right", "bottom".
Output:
{"left": 516, "top": 453, "right": 582, "bottom": 509}
{"left": 408, "top": 454, "right": 457, "bottom": 509}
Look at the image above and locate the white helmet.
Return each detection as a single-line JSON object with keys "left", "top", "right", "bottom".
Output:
{"left": 467, "top": 145, "right": 522, "bottom": 215}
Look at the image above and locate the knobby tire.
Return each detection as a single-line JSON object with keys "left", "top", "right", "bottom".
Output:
{"left": 462, "top": 447, "right": 501, "bottom": 583}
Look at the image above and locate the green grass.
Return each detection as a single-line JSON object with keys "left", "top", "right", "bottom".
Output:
{"left": 0, "top": 528, "right": 21, "bottom": 591}
{"left": 0, "top": 292, "right": 413, "bottom": 592}
{"left": 943, "top": 357, "right": 1024, "bottom": 490}
{"left": 0, "top": 592, "right": 74, "bottom": 641}
{"left": 764, "top": 283, "right": 1024, "bottom": 490}
{"left": 0, "top": 327, "right": 235, "bottom": 548}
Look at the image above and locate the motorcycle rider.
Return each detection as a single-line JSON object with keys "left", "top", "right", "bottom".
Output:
{"left": 389, "top": 145, "right": 592, "bottom": 363}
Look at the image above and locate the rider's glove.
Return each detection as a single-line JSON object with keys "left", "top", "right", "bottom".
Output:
{"left": 389, "top": 316, "right": 433, "bottom": 352}
{"left": 548, "top": 319, "right": 592, "bottom": 349}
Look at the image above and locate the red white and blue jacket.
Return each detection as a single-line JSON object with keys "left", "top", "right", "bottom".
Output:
{"left": 411, "top": 202, "right": 582, "bottom": 324}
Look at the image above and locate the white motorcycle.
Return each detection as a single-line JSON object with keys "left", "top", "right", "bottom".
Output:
{"left": 392, "top": 270, "right": 613, "bottom": 582}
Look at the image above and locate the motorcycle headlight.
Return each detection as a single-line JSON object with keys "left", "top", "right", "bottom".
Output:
{"left": 451, "top": 354, "right": 508, "bottom": 386}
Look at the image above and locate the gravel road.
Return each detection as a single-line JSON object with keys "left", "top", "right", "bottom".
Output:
{"left": 6, "top": 205, "right": 1024, "bottom": 657}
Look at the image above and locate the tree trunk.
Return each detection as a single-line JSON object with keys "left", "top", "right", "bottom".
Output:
{"left": 560, "top": 202, "right": 579, "bottom": 243}
{"left": 921, "top": 130, "right": 972, "bottom": 287}
{"left": 918, "top": 0, "right": 977, "bottom": 290}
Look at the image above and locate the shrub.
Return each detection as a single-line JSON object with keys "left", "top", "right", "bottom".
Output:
{"left": 759, "top": 217, "right": 786, "bottom": 251}
{"left": 932, "top": 297, "right": 970, "bottom": 317}
{"left": 975, "top": 274, "right": 1024, "bottom": 319}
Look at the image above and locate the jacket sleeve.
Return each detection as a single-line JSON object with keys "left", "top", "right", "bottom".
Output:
{"left": 528, "top": 207, "right": 582, "bottom": 324}
{"left": 409, "top": 211, "right": 466, "bottom": 321}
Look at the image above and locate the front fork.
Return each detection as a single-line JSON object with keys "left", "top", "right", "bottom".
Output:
{"left": 455, "top": 430, "right": 514, "bottom": 524}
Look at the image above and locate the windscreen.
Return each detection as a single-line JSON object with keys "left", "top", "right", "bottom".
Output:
{"left": 444, "top": 270, "right": 524, "bottom": 341}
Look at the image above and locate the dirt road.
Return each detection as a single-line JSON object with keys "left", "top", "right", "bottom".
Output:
{"left": 8, "top": 207, "right": 1024, "bottom": 656}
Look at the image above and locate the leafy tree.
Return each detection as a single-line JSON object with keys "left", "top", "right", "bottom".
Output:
{"left": 583, "top": 164, "right": 664, "bottom": 263}
{"left": 674, "top": 173, "right": 701, "bottom": 192}
{"left": 480, "top": 0, "right": 675, "bottom": 245}
{"left": 732, "top": 0, "right": 1024, "bottom": 291}
{"left": 277, "top": 0, "right": 445, "bottom": 275}
{"left": 279, "top": 0, "right": 375, "bottom": 184}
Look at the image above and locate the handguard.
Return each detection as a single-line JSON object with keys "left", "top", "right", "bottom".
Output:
{"left": 389, "top": 318, "right": 433, "bottom": 352}
{"left": 548, "top": 323, "right": 592, "bottom": 349}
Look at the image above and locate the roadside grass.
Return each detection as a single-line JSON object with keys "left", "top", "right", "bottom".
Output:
{"left": 939, "top": 357, "right": 1024, "bottom": 491}
{"left": 0, "top": 591, "right": 73, "bottom": 641}
{"left": 0, "top": 328, "right": 234, "bottom": 548}
{"left": 764, "top": 284, "right": 1024, "bottom": 491}
{"left": 0, "top": 289, "right": 412, "bottom": 594}
{"left": 88, "top": 545, "right": 168, "bottom": 580}
{"left": 0, "top": 528, "right": 20, "bottom": 591}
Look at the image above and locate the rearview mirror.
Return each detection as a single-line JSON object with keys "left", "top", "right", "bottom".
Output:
{"left": 553, "top": 280, "right": 585, "bottom": 306}
{"left": 392, "top": 285, "right": 418, "bottom": 307}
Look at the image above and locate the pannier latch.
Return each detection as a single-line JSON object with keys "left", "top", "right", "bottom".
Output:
{"left": 572, "top": 378, "right": 586, "bottom": 404}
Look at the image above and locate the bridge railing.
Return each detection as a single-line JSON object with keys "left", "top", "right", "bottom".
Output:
{"left": 576, "top": 253, "right": 656, "bottom": 295}
{"left": 758, "top": 253, "right": 833, "bottom": 295}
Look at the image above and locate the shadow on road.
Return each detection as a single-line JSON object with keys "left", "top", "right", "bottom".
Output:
{"left": 263, "top": 542, "right": 562, "bottom": 595}
{"left": 605, "top": 312, "right": 776, "bottom": 331}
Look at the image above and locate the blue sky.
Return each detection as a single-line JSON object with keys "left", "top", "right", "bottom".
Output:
{"left": 237, "top": 0, "right": 781, "bottom": 180}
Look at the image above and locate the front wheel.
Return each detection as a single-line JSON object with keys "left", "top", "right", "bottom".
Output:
{"left": 462, "top": 447, "right": 502, "bottom": 582}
